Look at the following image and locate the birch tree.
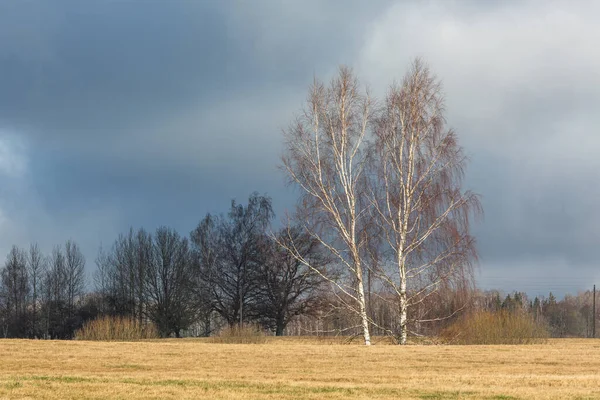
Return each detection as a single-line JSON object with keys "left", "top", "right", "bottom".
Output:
{"left": 281, "top": 67, "right": 374, "bottom": 345}
{"left": 371, "top": 59, "right": 480, "bottom": 344}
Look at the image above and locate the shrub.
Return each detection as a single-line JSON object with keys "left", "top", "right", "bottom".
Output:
{"left": 440, "top": 310, "right": 548, "bottom": 345}
{"left": 210, "top": 323, "right": 268, "bottom": 344}
{"left": 74, "top": 316, "right": 159, "bottom": 341}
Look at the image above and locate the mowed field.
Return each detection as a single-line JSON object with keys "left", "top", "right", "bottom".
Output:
{"left": 1, "top": 338, "right": 599, "bottom": 400}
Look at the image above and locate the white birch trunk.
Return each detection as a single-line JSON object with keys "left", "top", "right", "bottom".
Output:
{"left": 399, "top": 275, "right": 407, "bottom": 345}
{"left": 356, "top": 263, "right": 371, "bottom": 345}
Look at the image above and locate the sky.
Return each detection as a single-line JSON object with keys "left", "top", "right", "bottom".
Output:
{"left": 1, "top": 0, "right": 599, "bottom": 297}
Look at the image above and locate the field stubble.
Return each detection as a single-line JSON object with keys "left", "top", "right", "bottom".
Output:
{"left": 0, "top": 338, "right": 599, "bottom": 399}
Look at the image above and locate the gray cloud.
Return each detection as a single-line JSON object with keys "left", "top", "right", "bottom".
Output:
{"left": 357, "top": 0, "right": 600, "bottom": 294}
{"left": 0, "top": 0, "right": 391, "bottom": 265}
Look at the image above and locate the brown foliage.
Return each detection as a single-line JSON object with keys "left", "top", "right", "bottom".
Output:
{"left": 440, "top": 310, "right": 548, "bottom": 345}
{"left": 74, "top": 315, "right": 159, "bottom": 341}
{"left": 210, "top": 323, "right": 268, "bottom": 344}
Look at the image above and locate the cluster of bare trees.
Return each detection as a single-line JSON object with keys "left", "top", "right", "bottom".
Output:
{"left": 0, "top": 242, "right": 86, "bottom": 338}
{"left": 93, "top": 193, "right": 328, "bottom": 338}
{"left": 0, "top": 194, "right": 330, "bottom": 339}
{"left": 94, "top": 226, "right": 194, "bottom": 337}
{"left": 281, "top": 58, "right": 480, "bottom": 344}
{"left": 191, "top": 194, "right": 327, "bottom": 336}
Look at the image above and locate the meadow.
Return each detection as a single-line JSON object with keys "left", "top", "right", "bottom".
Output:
{"left": 0, "top": 338, "right": 599, "bottom": 399}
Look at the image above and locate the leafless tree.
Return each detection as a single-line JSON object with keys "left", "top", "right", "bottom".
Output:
{"left": 145, "top": 226, "right": 195, "bottom": 337}
{"left": 112, "top": 229, "right": 138, "bottom": 317}
{"left": 257, "top": 226, "right": 328, "bottom": 336}
{"left": 135, "top": 228, "right": 153, "bottom": 325}
{"left": 64, "top": 240, "right": 86, "bottom": 319}
{"left": 191, "top": 193, "right": 274, "bottom": 328}
{"left": 95, "top": 228, "right": 152, "bottom": 321}
{"left": 27, "top": 243, "right": 45, "bottom": 338}
{"left": 93, "top": 244, "right": 111, "bottom": 313}
{"left": 370, "top": 59, "right": 480, "bottom": 344}
{"left": 0, "top": 246, "right": 29, "bottom": 337}
{"left": 189, "top": 215, "right": 219, "bottom": 336}
{"left": 281, "top": 67, "right": 374, "bottom": 345}
{"left": 43, "top": 245, "right": 69, "bottom": 338}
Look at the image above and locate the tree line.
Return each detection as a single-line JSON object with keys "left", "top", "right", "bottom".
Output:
{"left": 0, "top": 219, "right": 596, "bottom": 340}
{"left": 0, "top": 193, "right": 330, "bottom": 339}
{"left": 474, "top": 289, "right": 599, "bottom": 338}
{"left": 0, "top": 196, "right": 596, "bottom": 340}
{"left": 0, "top": 241, "right": 86, "bottom": 338}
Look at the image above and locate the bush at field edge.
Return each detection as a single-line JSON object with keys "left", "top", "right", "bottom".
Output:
{"left": 75, "top": 315, "right": 159, "bottom": 341}
{"left": 210, "top": 323, "right": 268, "bottom": 344}
{"left": 440, "top": 310, "right": 549, "bottom": 345}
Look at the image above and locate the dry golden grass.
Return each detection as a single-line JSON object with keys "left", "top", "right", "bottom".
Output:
{"left": 1, "top": 337, "right": 599, "bottom": 399}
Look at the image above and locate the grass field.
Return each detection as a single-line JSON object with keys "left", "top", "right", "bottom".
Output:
{"left": 1, "top": 338, "right": 599, "bottom": 399}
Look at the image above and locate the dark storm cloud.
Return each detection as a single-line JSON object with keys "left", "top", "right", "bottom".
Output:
{"left": 0, "top": 1, "right": 227, "bottom": 135}
{"left": 0, "top": 0, "right": 392, "bottom": 265}
{"left": 0, "top": 0, "right": 389, "bottom": 140}
{"left": 0, "top": 0, "right": 392, "bottom": 167}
